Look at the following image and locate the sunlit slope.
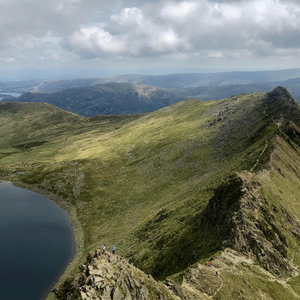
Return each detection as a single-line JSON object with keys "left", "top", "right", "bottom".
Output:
{"left": 0, "top": 102, "right": 144, "bottom": 163}
{"left": 0, "top": 87, "right": 299, "bottom": 285}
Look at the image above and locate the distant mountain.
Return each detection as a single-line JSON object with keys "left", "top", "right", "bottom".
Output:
{"left": 101, "top": 69, "right": 300, "bottom": 88}
{"left": 0, "top": 80, "right": 41, "bottom": 93}
{"left": 176, "top": 83, "right": 273, "bottom": 101}
{"left": 27, "top": 68, "right": 300, "bottom": 93}
{"left": 32, "top": 78, "right": 105, "bottom": 93}
{"left": 4, "top": 82, "right": 184, "bottom": 116}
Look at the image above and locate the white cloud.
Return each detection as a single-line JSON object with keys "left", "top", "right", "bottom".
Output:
{"left": 69, "top": 26, "right": 126, "bottom": 57}
{"left": 63, "top": 0, "right": 300, "bottom": 61}
{"left": 67, "top": 6, "right": 189, "bottom": 58}
{"left": 1, "top": 0, "right": 300, "bottom": 70}
{"left": 0, "top": 57, "right": 15, "bottom": 62}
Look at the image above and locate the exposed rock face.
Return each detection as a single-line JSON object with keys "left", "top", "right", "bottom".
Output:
{"left": 234, "top": 171, "right": 300, "bottom": 277}
{"left": 54, "top": 250, "right": 176, "bottom": 300}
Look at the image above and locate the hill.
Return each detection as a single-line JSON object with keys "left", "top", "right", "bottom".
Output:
{"left": 3, "top": 83, "right": 184, "bottom": 116}
{"left": 2, "top": 87, "right": 300, "bottom": 299}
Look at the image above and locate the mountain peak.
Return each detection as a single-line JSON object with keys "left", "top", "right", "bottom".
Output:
{"left": 265, "top": 86, "right": 297, "bottom": 105}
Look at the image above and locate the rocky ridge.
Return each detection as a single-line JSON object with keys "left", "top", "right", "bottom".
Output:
{"left": 54, "top": 250, "right": 176, "bottom": 300}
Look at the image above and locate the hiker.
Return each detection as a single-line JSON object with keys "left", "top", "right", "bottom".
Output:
{"left": 207, "top": 262, "right": 211, "bottom": 267}
{"left": 216, "top": 271, "right": 218, "bottom": 276}
{"left": 108, "top": 252, "right": 112, "bottom": 262}
{"left": 93, "top": 275, "right": 96, "bottom": 287}
{"left": 81, "top": 286, "right": 87, "bottom": 293}
{"left": 112, "top": 246, "right": 115, "bottom": 254}
{"left": 101, "top": 244, "right": 106, "bottom": 253}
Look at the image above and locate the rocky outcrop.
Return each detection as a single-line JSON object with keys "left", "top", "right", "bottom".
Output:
{"left": 232, "top": 171, "right": 300, "bottom": 276}
{"left": 54, "top": 250, "right": 177, "bottom": 300}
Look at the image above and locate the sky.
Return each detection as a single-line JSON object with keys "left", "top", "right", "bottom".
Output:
{"left": 1, "top": 0, "right": 300, "bottom": 78}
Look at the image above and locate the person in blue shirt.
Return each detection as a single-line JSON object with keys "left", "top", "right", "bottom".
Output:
{"left": 112, "top": 246, "right": 115, "bottom": 254}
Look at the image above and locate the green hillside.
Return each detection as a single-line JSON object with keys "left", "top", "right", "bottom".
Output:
{"left": 2, "top": 87, "right": 300, "bottom": 299}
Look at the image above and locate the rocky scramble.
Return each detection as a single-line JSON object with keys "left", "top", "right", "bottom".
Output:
{"left": 56, "top": 246, "right": 291, "bottom": 300}
{"left": 54, "top": 250, "right": 176, "bottom": 300}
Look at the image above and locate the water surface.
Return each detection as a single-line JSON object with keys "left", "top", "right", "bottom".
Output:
{"left": 0, "top": 92, "right": 22, "bottom": 100}
{"left": 0, "top": 182, "right": 75, "bottom": 300}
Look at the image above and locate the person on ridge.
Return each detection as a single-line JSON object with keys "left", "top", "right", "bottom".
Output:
{"left": 101, "top": 244, "right": 106, "bottom": 253}
{"left": 112, "top": 246, "right": 115, "bottom": 254}
{"left": 107, "top": 252, "right": 112, "bottom": 263}
{"left": 93, "top": 275, "right": 96, "bottom": 287}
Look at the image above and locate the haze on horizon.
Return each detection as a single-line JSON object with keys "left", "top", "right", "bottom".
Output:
{"left": 1, "top": 0, "right": 300, "bottom": 79}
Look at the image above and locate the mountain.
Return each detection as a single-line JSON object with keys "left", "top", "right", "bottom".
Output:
{"left": 24, "top": 68, "right": 300, "bottom": 93}
{"left": 3, "top": 82, "right": 185, "bottom": 116}
{"left": 2, "top": 87, "right": 300, "bottom": 299}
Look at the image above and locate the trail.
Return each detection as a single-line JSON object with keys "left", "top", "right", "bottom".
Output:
{"left": 62, "top": 132, "right": 73, "bottom": 144}
{"left": 250, "top": 142, "right": 268, "bottom": 173}
{"left": 180, "top": 249, "right": 253, "bottom": 299}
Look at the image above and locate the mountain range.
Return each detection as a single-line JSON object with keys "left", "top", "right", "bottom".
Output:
{"left": 2, "top": 87, "right": 300, "bottom": 299}
{"left": 3, "top": 69, "right": 300, "bottom": 117}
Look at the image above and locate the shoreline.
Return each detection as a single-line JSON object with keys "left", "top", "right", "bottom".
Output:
{"left": 0, "top": 179, "right": 85, "bottom": 300}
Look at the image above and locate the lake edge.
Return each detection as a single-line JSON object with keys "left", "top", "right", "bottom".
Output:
{"left": 0, "top": 180, "right": 85, "bottom": 300}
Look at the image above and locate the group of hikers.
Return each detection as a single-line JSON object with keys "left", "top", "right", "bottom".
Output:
{"left": 81, "top": 244, "right": 117, "bottom": 293}
{"left": 100, "top": 244, "right": 116, "bottom": 263}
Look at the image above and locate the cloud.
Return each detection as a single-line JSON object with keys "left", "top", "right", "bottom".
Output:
{"left": 66, "top": 6, "right": 190, "bottom": 58}
{"left": 1, "top": 0, "right": 300, "bottom": 70}
{"left": 62, "top": 0, "right": 300, "bottom": 61}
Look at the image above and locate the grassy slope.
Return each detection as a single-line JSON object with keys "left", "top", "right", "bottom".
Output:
{"left": 2, "top": 88, "right": 300, "bottom": 299}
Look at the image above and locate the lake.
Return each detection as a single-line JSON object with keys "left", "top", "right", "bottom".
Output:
{"left": 0, "top": 92, "right": 22, "bottom": 100}
{"left": 0, "top": 181, "right": 76, "bottom": 300}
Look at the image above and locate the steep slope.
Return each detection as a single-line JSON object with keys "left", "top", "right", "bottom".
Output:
{"left": 1, "top": 87, "right": 300, "bottom": 299}
{"left": 3, "top": 82, "right": 184, "bottom": 116}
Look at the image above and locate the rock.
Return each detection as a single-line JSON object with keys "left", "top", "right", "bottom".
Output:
{"left": 55, "top": 251, "right": 176, "bottom": 300}
{"left": 113, "top": 287, "right": 125, "bottom": 300}
{"left": 102, "top": 286, "right": 113, "bottom": 299}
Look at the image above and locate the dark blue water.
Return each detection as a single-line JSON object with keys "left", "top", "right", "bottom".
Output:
{"left": 0, "top": 182, "right": 76, "bottom": 300}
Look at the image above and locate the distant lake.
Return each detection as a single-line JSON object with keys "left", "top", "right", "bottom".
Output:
{"left": 0, "top": 92, "right": 22, "bottom": 100}
{"left": 0, "top": 182, "right": 76, "bottom": 300}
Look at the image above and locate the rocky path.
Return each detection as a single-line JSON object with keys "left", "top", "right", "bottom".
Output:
{"left": 250, "top": 142, "right": 269, "bottom": 173}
